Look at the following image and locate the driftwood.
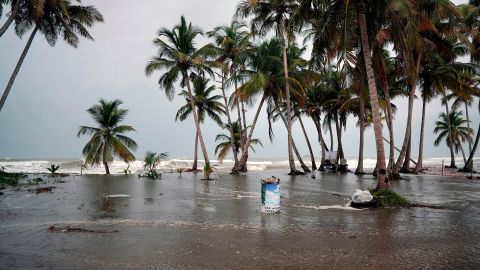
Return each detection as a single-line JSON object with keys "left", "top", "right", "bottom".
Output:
{"left": 48, "top": 225, "right": 119, "bottom": 233}
{"left": 29, "top": 186, "right": 56, "bottom": 194}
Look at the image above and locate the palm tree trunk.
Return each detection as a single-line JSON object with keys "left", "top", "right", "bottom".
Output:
{"left": 0, "top": 0, "right": 19, "bottom": 38}
{"left": 221, "top": 71, "right": 239, "bottom": 173}
{"left": 392, "top": 54, "right": 421, "bottom": 176}
{"left": 465, "top": 101, "right": 472, "bottom": 154}
{"left": 384, "top": 87, "right": 395, "bottom": 173}
{"left": 328, "top": 121, "right": 334, "bottom": 151}
{"left": 358, "top": 0, "right": 388, "bottom": 189}
{"left": 401, "top": 133, "right": 412, "bottom": 172}
{"left": 235, "top": 94, "right": 266, "bottom": 171}
{"left": 192, "top": 130, "right": 199, "bottom": 171}
{"left": 102, "top": 136, "right": 110, "bottom": 175}
{"left": 458, "top": 139, "right": 467, "bottom": 165}
{"left": 312, "top": 115, "right": 328, "bottom": 170}
{"left": 414, "top": 96, "right": 427, "bottom": 173}
{"left": 463, "top": 122, "right": 480, "bottom": 172}
{"left": 0, "top": 26, "right": 38, "bottom": 112}
{"left": 298, "top": 114, "right": 317, "bottom": 170}
{"left": 444, "top": 101, "right": 456, "bottom": 168}
{"left": 279, "top": 16, "right": 297, "bottom": 174}
{"left": 104, "top": 161, "right": 110, "bottom": 175}
{"left": 276, "top": 105, "right": 309, "bottom": 173}
{"left": 334, "top": 115, "right": 344, "bottom": 160}
{"left": 184, "top": 73, "right": 210, "bottom": 163}
{"left": 356, "top": 90, "right": 365, "bottom": 174}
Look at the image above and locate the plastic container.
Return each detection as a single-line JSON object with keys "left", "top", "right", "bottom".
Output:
{"left": 261, "top": 177, "right": 280, "bottom": 213}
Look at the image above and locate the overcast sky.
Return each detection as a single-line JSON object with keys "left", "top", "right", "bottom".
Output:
{"left": 0, "top": 0, "right": 477, "bottom": 160}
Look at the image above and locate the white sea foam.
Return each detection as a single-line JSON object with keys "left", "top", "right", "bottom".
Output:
{"left": 0, "top": 157, "right": 478, "bottom": 175}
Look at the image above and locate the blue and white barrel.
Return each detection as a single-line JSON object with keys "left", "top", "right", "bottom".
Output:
{"left": 261, "top": 182, "right": 280, "bottom": 213}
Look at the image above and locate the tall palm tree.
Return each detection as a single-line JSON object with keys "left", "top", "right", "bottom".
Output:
{"left": 207, "top": 20, "right": 252, "bottom": 172}
{"left": 175, "top": 76, "right": 225, "bottom": 171}
{"left": 77, "top": 99, "right": 137, "bottom": 175}
{"left": 145, "top": 16, "right": 216, "bottom": 165}
{"left": 462, "top": 99, "right": 480, "bottom": 172}
{"left": 215, "top": 122, "right": 262, "bottom": 162}
{"left": 434, "top": 110, "right": 473, "bottom": 168}
{"left": 356, "top": 0, "right": 388, "bottom": 188}
{"left": 234, "top": 39, "right": 304, "bottom": 172}
{"left": 236, "top": 0, "right": 301, "bottom": 175}
{"left": 0, "top": 0, "right": 103, "bottom": 112}
{"left": 0, "top": 0, "right": 20, "bottom": 37}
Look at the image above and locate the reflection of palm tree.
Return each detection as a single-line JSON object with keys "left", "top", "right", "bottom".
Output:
{"left": 434, "top": 111, "right": 473, "bottom": 168}
{"left": 176, "top": 76, "right": 225, "bottom": 170}
{"left": 215, "top": 122, "right": 262, "bottom": 162}
{"left": 77, "top": 99, "right": 137, "bottom": 175}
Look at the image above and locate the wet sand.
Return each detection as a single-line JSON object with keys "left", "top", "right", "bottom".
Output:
{"left": 0, "top": 171, "right": 479, "bottom": 269}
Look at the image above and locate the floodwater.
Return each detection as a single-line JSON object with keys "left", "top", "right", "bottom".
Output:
{"left": 0, "top": 172, "right": 479, "bottom": 269}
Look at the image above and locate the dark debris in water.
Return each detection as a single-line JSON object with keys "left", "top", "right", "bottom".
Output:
{"left": 29, "top": 186, "right": 56, "bottom": 194}
{"left": 48, "top": 225, "right": 119, "bottom": 234}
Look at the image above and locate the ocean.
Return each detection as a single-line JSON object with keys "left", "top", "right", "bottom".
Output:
{"left": 1, "top": 156, "right": 478, "bottom": 175}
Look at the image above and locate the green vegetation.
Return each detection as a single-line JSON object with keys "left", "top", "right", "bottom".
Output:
{"left": 0, "top": 1, "right": 104, "bottom": 112}
{"left": 203, "top": 161, "right": 219, "bottom": 180}
{"left": 47, "top": 164, "right": 60, "bottom": 175}
{"left": 434, "top": 111, "right": 473, "bottom": 168}
{"left": 142, "top": 152, "right": 168, "bottom": 179}
{"left": 0, "top": 166, "right": 24, "bottom": 186}
{"left": 77, "top": 99, "right": 138, "bottom": 175}
{"left": 371, "top": 189, "right": 409, "bottom": 208}
{"left": 176, "top": 168, "right": 185, "bottom": 176}
{"left": 175, "top": 76, "right": 225, "bottom": 171}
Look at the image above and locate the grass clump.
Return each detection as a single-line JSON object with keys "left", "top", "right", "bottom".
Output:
{"left": 371, "top": 189, "right": 409, "bottom": 208}
{"left": 0, "top": 169, "right": 24, "bottom": 186}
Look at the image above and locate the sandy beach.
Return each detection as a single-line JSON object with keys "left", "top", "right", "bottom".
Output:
{"left": 1, "top": 171, "right": 479, "bottom": 269}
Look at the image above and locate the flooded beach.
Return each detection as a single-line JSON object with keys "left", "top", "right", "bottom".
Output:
{"left": 1, "top": 172, "right": 479, "bottom": 269}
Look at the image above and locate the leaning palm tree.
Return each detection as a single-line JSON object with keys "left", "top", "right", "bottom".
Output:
{"left": 0, "top": 0, "right": 104, "bottom": 112}
{"left": 236, "top": 0, "right": 300, "bottom": 175}
{"left": 77, "top": 99, "right": 137, "bottom": 175}
{"left": 434, "top": 110, "right": 473, "bottom": 168}
{"left": 215, "top": 122, "right": 262, "bottom": 162}
{"left": 145, "top": 16, "right": 216, "bottom": 165}
{"left": 175, "top": 76, "right": 225, "bottom": 171}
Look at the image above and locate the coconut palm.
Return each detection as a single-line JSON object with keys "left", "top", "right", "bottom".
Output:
{"left": 207, "top": 20, "right": 252, "bottom": 172}
{"left": 0, "top": 0, "right": 19, "bottom": 37}
{"left": 145, "top": 16, "right": 216, "bottom": 165}
{"left": 77, "top": 99, "right": 138, "bottom": 175}
{"left": 462, "top": 100, "right": 480, "bottom": 172}
{"left": 175, "top": 76, "right": 225, "bottom": 170}
{"left": 0, "top": 0, "right": 104, "bottom": 112}
{"left": 434, "top": 110, "right": 473, "bottom": 168}
{"left": 233, "top": 38, "right": 299, "bottom": 172}
{"left": 215, "top": 122, "right": 262, "bottom": 162}
{"left": 236, "top": 0, "right": 301, "bottom": 175}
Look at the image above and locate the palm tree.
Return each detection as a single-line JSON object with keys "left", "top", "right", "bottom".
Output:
{"left": 77, "top": 99, "right": 138, "bottom": 175}
{"left": 145, "top": 16, "right": 216, "bottom": 166}
{"left": 175, "top": 76, "right": 225, "bottom": 171}
{"left": 207, "top": 20, "right": 252, "bottom": 172}
{"left": 236, "top": 0, "right": 301, "bottom": 175}
{"left": 0, "top": 0, "right": 104, "bottom": 112}
{"left": 434, "top": 110, "right": 473, "bottom": 168}
{"left": 462, "top": 100, "right": 480, "bottom": 172}
{"left": 215, "top": 122, "right": 262, "bottom": 162}
{"left": 356, "top": 0, "right": 388, "bottom": 188}
{"left": 0, "top": 0, "right": 20, "bottom": 37}
{"left": 234, "top": 39, "right": 303, "bottom": 172}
